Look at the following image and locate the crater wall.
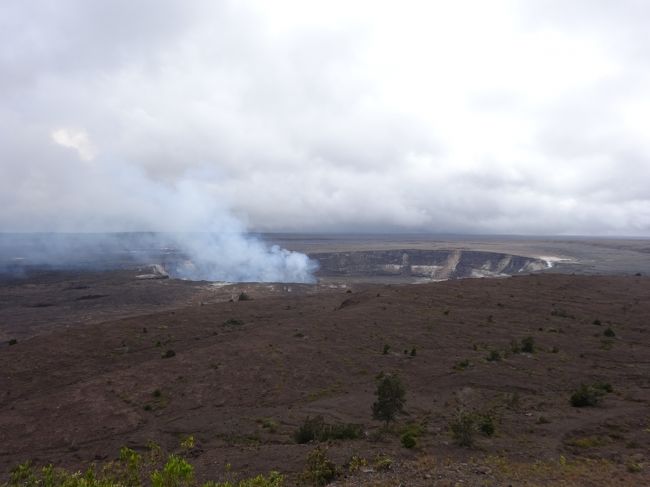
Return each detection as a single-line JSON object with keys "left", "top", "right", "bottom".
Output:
{"left": 310, "top": 249, "right": 548, "bottom": 282}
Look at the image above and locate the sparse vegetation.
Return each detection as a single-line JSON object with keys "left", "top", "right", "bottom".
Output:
{"left": 347, "top": 455, "right": 368, "bottom": 473}
{"left": 567, "top": 436, "right": 609, "bottom": 449}
{"left": 162, "top": 349, "right": 176, "bottom": 358}
{"left": 258, "top": 418, "right": 279, "bottom": 433}
{"left": 237, "top": 292, "right": 251, "bottom": 301}
{"left": 604, "top": 327, "right": 616, "bottom": 337}
{"left": 4, "top": 445, "right": 283, "bottom": 487}
{"left": 551, "top": 308, "right": 574, "bottom": 319}
{"left": 454, "top": 359, "right": 472, "bottom": 370}
{"left": 478, "top": 413, "right": 495, "bottom": 436}
{"left": 372, "top": 455, "right": 393, "bottom": 471}
{"left": 8, "top": 339, "right": 17, "bottom": 346}
{"left": 294, "top": 416, "right": 362, "bottom": 444}
{"left": 223, "top": 318, "right": 244, "bottom": 327}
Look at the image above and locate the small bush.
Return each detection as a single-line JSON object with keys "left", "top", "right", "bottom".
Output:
{"left": 347, "top": 455, "right": 368, "bottom": 473}
{"left": 510, "top": 340, "right": 521, "bottom": 354}
{"left": 258, "top": 418, "right": 279, "bottom": 433}
{"left": 294, "top": 416, "right": 362, "bottom": 444}
{"left": 486, "top": 350, "right": 501, "bottom": 362}
{"left": 8, "top": 338, "right": 17, "bottom": 346}
{"left": 551, "top": 308, "right": 574, "bottom": 319}
{"left": 454, "top": 359, "right": 472, "bottom": 371}
{"left": 400, "top": 432, "right": 417, "bottom": 448}
{"left": 450, "top": 410, "right": 476, "bottom": 447}
{"left": 604, "top": 327, "right": 616, "bottom": 338}
{"left": 478, "top": 414, "right": 495, "bottom": 436}
{"left": 570, "top": 384, "right": 607, "bottom": 407}
{"left": 521, "top": 336, "right": 535, "bottom": 353}
{"left": 162, "top": 350, "right": 176, "bottom": 359}
{"left": 382, "top": 344, "right": 390, "bottom": 354}
{"left": 237, "top": 292, "right": 251, "bottom": 301}
{"left": 410, "top": 347, "right": 417, "bottom": 357}
{"left": 223, "top": 318, "right": 244, "bottom": 327}
{"left": 399, "top": 422, "right": 424, "bottom": 449}
{"left": 373, "top": 455, "right": 393, "bottom": 471}
{"left": 151, "top": 454, "right": 193, "bottom": 487}
{"left": 303, "top": 447, "right": 337, "bottom": 486}
{"left": 592, "top": 319, "right": 602, "bottom": 326}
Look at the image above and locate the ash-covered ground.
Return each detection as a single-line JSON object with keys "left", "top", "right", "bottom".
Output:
{"left": 1, "top": 235, "right": 650, "bottom": 485}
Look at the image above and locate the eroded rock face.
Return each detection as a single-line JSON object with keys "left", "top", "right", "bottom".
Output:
{"left": 311, "top": 249, "right": 547, "bottom": 281}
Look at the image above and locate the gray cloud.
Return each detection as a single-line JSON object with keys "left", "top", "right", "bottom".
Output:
{"left": 1, "top": 0, "right": 649, "bottom": 236}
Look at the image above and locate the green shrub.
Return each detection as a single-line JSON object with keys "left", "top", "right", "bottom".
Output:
{"left": 258, "top": 418, "right": 279, "bottom": 433}
{"left": 486, "top": 350, "right": 501, "bottom": 362}
{"left": 382, "top": 344, "right": 390, "bottom": 355}
{"left": 8, "top": 338, "right": 17, "bottom": 346}
{"left": 373, "top": 455, "right": 393, "bottom": 471}
{"left": 450, "top": 410, "right": 476, "bottom": 447}
{"left": 223, "top": 318, "right": 244, "bottom": 327}
{"left": 347, "top": 455, "right": 368, "bottom": 473}
{"left": 372, "top": 374, "right": 406, "bottom": 425}
{"left": 509, "top": 340, "right": 521, "bottom": 354}
{"left": 303, "top": 447, "right": 337, "bottom": 486}
{"left": 294, "top": 416, "right": 362, "bottom": 444}
{"left": 521, "top": 336, "right": 535, "bottom": 353}
{"left": 4, "top": 448, "right": 282, "bottom": 487}
{"left": 454, "top": 359, "right": 472, "bottom": 371}
{"left": 604, "top": 327, "right": 616, "bottom": 338}
{"left": 151, "top": 454, "right": 193, "bottom": 487}
{"left": 237, "top": 292, "right": 251, "bottom": 301}
{"left": 593, "top": 381, "right": 613, "bottom": 393}
{"left": 570, "top": 384, "right": 606, "bottom": 407}
{"left": 400, "top": 432, "right": 417, "bottom": 448}
{"left": 478, "top": 414, "right": 495, "bottom": 436}
{"left": 203, "top": 471, "right": 284, "bottom": 487}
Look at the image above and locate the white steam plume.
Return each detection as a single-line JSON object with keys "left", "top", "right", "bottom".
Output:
{"left": 2, "top": 133, "right": 318, "bottom": 283}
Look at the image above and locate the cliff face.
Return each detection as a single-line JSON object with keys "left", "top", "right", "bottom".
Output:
{"left": 311, "top": 249, "right": 547, "bottom": 280}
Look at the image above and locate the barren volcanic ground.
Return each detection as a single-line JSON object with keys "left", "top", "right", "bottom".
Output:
{"left": 1, "top": 270, "right": 650, "bottom": 485}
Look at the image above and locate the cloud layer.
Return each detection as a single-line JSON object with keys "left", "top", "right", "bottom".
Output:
{"left": 1, "top": 0, "right": 649, "bottom": 235}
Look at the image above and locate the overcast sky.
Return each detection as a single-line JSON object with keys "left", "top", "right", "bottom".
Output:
{"left": 1, "top": 0, "right": 649, "bottom": 235}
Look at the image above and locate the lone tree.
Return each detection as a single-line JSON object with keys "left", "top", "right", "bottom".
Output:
{"left": 372, "top": 373, "right": 406, "bottom": 426}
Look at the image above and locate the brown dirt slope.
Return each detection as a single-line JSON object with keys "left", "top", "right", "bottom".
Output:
{"left": 1, "top": 274, "right": 650, "bottom": 485}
